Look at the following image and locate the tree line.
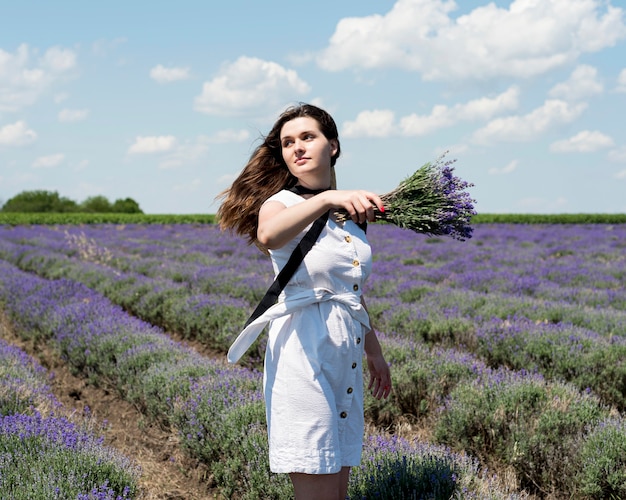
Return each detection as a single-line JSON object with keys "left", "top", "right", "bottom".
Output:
{"left": 0, "top": 190, "right": 143, "bottom": 213}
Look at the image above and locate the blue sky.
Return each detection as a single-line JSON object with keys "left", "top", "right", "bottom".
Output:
{"left": 1, "top": 0, "right": 625, "bottom": 214}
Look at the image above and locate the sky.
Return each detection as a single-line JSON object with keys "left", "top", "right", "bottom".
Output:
{"left": 1, "top": 0, "right": 625, "bottom": 215}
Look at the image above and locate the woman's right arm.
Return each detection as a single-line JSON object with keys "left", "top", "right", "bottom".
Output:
{"left": 257, "top": 190, "right": 384, "bottom": 250}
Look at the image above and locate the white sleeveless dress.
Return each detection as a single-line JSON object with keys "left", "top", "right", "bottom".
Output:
{"left": 227, "top": 189, "right": 373, "bottom": 474}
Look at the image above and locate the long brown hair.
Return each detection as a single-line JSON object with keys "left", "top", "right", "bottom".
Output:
{"left": 216, "top": 103, "right": 341, "bottom": 249}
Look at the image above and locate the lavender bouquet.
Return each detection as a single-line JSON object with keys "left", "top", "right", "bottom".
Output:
{"left": 337, "top": 152, "right": 476, "bottom": 240}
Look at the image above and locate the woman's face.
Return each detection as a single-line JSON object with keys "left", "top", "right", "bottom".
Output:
{"left": 280, "top": 116, "right": 338, "bottom": 185}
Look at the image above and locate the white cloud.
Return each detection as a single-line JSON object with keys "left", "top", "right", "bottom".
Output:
{"left": 472, "top": 100, "right": 587, "bottom": 144}
{"left": 400, "top": 86, "right": 520, "bottom": 136}
{"left": 158, "top": 138, "right": 210, "bottom": 169}
{"left": 549, "top": 65, "right": 604, "bottom": 101}
{"left": 150, "top": 64, "right": 191, "bottom": 83}
{"left": 58, "top": 108, "right": 89, "bottom": 122}
{"left": 343, "top": 86, "right": 520, "bottom": 138}
{"left": 616, "top": 68, "right": 626, "bottom": 92}
{"left": 0, "top": 120, "right": 37, "bottom": 146}
{"left": 550, "top": 130, "right": 614, "bottom": 153}
{"left": 194, "top": 56, "right": 310, "bottom": 116}
{"left": 342, "top": 110, "right": 396, "bottom": 138}
{"left": 128, "top": 135, "right": 177, "bottom": 154}
{"left": 315, "top": 0, "right": 626, "bottom": 81}
{"left": 489, "top": 159, "right": 518, "bottom": 175}
{"left": 41, "top": 46, "right": 76, "bottom": 72}
{"left": 32, "top": 153, "right": 64, "bottom": 168}
{"left": 0, "top": 44, "right": 77, "bottom": 112}
{"left": 615, "top": 169, "right": 626, "bottom": 179}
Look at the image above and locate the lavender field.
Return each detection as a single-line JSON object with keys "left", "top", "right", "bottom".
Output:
{"left": 1, "top": 222, "right": 626, "bottom": 499}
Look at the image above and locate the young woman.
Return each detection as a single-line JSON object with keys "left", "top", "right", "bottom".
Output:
{"left": 218, "top": 103, "right": 391, "bottom": 500}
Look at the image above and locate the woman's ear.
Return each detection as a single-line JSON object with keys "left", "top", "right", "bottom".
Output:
{"left": 330, "top": 138, "right": 339, "bottom": 158}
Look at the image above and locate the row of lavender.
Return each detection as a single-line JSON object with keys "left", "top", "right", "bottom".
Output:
{"left": 0, "top": 259, "right": 511, "bottom": 499}
{"left": 0, "top": 324, "right": 138, "bottom": 498}
{"left": 2, "top": 223, "right": 626, "bottom": 407}
{"left": 1, "top": 222, "right": 625, "bottom": 497}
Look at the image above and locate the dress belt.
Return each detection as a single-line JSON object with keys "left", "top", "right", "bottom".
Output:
{"left": 227, "top": 287, "right": 371, "bottom": 363}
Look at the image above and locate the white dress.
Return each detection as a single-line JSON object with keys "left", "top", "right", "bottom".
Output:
{"left": 227, "top": 189, "right": 373, "bottom": 474}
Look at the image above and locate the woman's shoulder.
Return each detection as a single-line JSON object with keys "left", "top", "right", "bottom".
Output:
{"left": 264, "top": 189, "right": 303, "bottom": 207}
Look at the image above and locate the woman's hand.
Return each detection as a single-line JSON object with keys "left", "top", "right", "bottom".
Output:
{"left": 367, "top": 350, "right": 392, "bottom": 400}
{"left": 324, "top": 190, "right": 384, "bottom": 225}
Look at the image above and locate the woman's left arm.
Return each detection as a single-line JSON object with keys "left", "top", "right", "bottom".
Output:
{"left": 362, "top": 296, "right": 392, "bottom": 400}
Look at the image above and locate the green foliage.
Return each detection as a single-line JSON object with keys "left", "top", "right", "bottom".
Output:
{"left": 0, "top": 212, "right": 215, "bottom": 225}
{"left": 435, "top": 371, "right": 608, "bottom": 497}
{"left": 366, "top": 341, "right": 481, "bottom": 427}
{"left": 575, "top": 418, "right": 626, "bottom": 499}
{"left": 1, "top": 190, "right": 78, "bottom": 213}
{"left": 1, "top": 190, "right": 144, "bottom": 216}
{"left": 0, "top": 413, "right": 138, "bottom": 499}
{"left": 474, "top": 321, "right": 626, "bottom": 411}
{"left": 112, "top": 197, "right": 143, "bottom": 213}
{"left": 80, "top": 195, "right": 112, "bottom": 213}
{"left": 131, "top": 359, "right": 216, "bottom": 425}
{"left": 472, "top": 213, "right": 626, "bottom": 224}
{"left": 349, "top": 439, "right": 459, "bottom": 500}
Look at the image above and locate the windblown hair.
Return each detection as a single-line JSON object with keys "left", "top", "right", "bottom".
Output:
{"left": 216, "top": 103, "right": 341, "bottom": 249}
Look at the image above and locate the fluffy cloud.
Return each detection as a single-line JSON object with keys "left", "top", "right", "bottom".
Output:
{"left": 550, "top": 130, "right": 614, "bottom": 153}
{"left": 342, "top": 110, "right": 396, "bottom": 138}
{"left": 150, "top": 64, "right": 191, "bottom": 83}
{"left": 316, "top": 0, "right": 626, "bottom": 81}
{"left": 58, "top": 108, "right": 89, "bottom": 122}
{"left": 342, "top": 86, "right": 519, "bottom": 138}
{"left": 400, "top": 86, "right": 520, "bottom": 136}
{"left": 472, "top": 100, "right": 587, "bottom": 144}
{"left": 158, "top": 138, "right": 210, "bottom": 169}
{"left": 194, "top": 56, "right": 310, "bottom": 116}
{"left": 0, "top": 121, "right": 37, "bottom": 146}
{"left": 0, "top": 44, "right": 77, "bottom": 112}
{"left": 128, "top": 135, "right": 177, "bottom": 154}
{"left": 549, "top": 65, "right": 604, "bottom": 101}
{"left": 32, "top": 153, "right": 64, "bottom": 168}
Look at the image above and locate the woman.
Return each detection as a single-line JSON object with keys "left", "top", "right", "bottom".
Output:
{"left": 218, "top": 103, "right": 391, "bottom": 500}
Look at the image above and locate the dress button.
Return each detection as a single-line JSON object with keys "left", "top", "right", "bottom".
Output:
{"left": 345, "top": 235, "right": 352, "bottom": 243}
{"left": 353, "top": 284, "right": 359, "bottom": 291}
{"left": 352, "top": 259, "right": 360, "bottom": 267}
{"left": 356, "top": 337, "right": 362, "bottom": 344}
{"left": 352, "top": 362, "right": 357, "bottom": 369}
{"left": 347, "top": 387, "right": 353, "bottom": 394}
{"left": 340, "top": 411, "right": 347, "bottom": 419}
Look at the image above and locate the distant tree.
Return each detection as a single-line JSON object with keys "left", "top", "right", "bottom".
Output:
{"left": 80, "top": 195, "right": 112, "bottom": 213}
{"left": 1, "top": 190, "right": 78, "bottom": 212}
{"left": 1, "top": 190, "right": 143, "bottom": 213}
{"left": 112, "top": 197, "right": 143, "bottom": 213}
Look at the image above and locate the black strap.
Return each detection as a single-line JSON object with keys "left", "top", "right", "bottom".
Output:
{"left": 244, "top": 187, "right": 330, "bottom": 328}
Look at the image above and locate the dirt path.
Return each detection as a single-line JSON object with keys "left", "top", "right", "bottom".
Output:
{"left": 0, "top": 311, "right": 222, "bottom": 500}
